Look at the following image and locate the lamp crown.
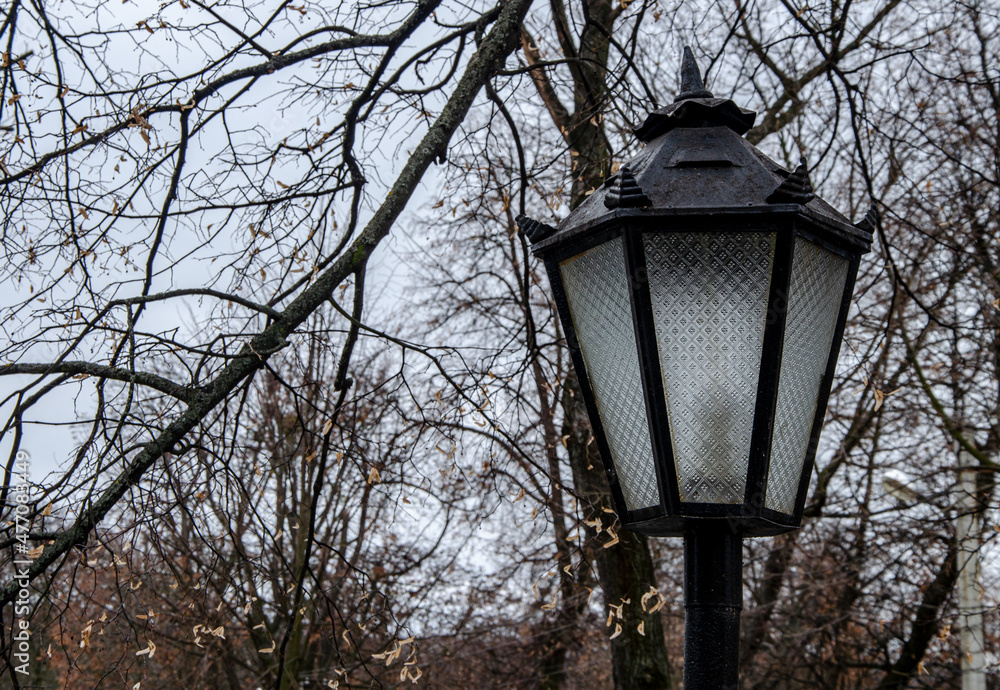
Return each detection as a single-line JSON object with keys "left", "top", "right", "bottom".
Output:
{"left": 676, "top": 46, "right": 714, "bottom": 102}
{"left": 633, "top": 48, "right": 756, "bottom": 141}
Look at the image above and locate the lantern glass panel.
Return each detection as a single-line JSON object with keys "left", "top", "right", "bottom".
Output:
{"left": 560, "top": 239, "right": 660, "bottom": 510}
{"left": 643, "top": 231, "right": 774, "bottom": 504}
{"left": 765, "top": 237, "right": 849, "bottom": 514}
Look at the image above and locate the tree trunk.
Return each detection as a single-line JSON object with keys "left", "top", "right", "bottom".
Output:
{"left": 563, "top": 374, "right": 674, "bottom": 689}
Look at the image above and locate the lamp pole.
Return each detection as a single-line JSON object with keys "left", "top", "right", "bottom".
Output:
{"left": 683, "top": 527, "right": 742, "bottom": 689}
{"left": 956, "top": 449, "right": 986, "bottom": 690}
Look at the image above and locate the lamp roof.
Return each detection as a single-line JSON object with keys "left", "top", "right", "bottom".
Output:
{"left": 529, "top": 49, "right": 873, "bottom": 254}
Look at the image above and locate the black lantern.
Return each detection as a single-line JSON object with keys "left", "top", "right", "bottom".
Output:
{"left": 521, "top": 49, "right": 872, "bottom": 537}
{"left": 519, "top": 48, "right": 873, "bottom": 687}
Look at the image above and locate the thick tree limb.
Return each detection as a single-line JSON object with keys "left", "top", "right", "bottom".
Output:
{"left": 521, "top": 28, "right": 572, "bottom": 142}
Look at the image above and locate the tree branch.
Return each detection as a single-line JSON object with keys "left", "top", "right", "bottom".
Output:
{"left": 1, "top": 362, "right": 194, "bottom": 402}
{"left": 521, "top": 27, "right": 573, "bottom": 142}
{"left": 875, "top": 540, "right": 958, "bottom": 689}
{"left": 0, "top": 0, "right": 535, "bottom": 606}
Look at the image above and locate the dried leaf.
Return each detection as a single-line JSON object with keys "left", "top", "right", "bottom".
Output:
{"left": 609, "top": 623, "right": 622, "bottom": 640}
{"left": 135, "top": 640, "right": 156, "bottom": 657}
{"left": 640, "top": 586, "right": 658, "bottom": 612}
{"left": 80, "top": 623, "right": 93, "bottom": 649}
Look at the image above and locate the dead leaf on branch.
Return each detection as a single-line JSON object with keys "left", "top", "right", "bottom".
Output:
{"left": 135, "top": 639, "right": 156, "bottom": 657}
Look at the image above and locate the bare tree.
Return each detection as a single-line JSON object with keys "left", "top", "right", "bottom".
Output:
{"left": 0, "top": 0, "right": 534, "bottom": 684}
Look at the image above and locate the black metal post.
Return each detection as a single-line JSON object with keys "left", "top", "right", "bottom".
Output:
{"left": 683, "top": 526, "right": 743, "bottom": 689}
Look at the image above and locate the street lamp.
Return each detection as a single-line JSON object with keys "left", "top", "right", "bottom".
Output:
{"left": 518, "top": 48, "right": 873, "bottom": 688}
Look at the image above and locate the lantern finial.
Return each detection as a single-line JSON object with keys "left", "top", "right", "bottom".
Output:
{"left": 516, "top": 214, "right": 556, "bottom": 243}
{"left": 854, "top": 202, "right": 880, "bottom": 233}
{"left": 676, "top": 46, "right": 714, "bottom": 102}
{"left": 604, "top": 165, "right": 651, "bottom": 209}
{"left": 766, "top": 157, "right": 816, "bottom": 204}
{"left": 634, "top": 48, "right": 755, "bottom": 141}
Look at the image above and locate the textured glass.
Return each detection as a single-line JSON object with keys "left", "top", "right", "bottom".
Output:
{"left": 644, "top": 232, "right": 774, "bottom": 503}
{"left": 560, "top": 239, "right": 659, "bottom": 510}
{"left": 766, "top": 238, "right": 849, "bottom": 514}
